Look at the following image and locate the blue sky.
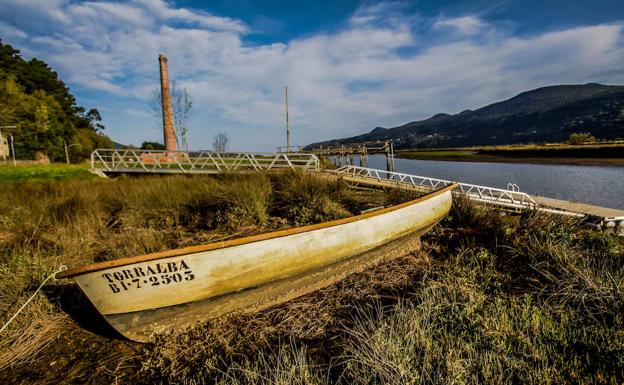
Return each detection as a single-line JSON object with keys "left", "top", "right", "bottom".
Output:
{"left": 1, "top": 0, "right": 623, "bottom": 151}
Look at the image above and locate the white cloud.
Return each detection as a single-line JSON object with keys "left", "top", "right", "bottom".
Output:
{"left": 433, "top": 16, "right": 486, "bottom": 35}
{"left": 0, "top": 21, "right": 27, "bottom": 39}
{"left": 0, "top": 1, "right": 623, "bottom": 150}
{"left": 124, "top": 107, "right": 152, "bottom": 118}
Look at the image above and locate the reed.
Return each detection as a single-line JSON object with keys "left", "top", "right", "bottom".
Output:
{"left": 271, "top": 170, "right": 351, "bottom": 226}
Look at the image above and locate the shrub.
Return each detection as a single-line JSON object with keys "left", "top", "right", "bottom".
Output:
{"left": 568, "top": 132, "right": 597, "bottom": 145}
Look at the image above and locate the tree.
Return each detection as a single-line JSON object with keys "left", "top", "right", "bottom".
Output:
{"left": 85, "top": 108, "right": 105, "bottom": 132}
{"left": 149, "top": 82, "right": 193, "bottom": 150}
{"left": 568, "top": 132, "right": 597, "bottom": 145}
{"left": 34, "top": 103, "right": 50, "bottom": 132}
{"left": 212, "top": 133, "right": 229, "bottom": 153}
{"left": 141, "top": 141, "right": 165, "bottom": 150}
{"left": 0, "top": 40, "right": 114, "bottom": 162}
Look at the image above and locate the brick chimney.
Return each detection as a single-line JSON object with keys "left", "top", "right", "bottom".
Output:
{"left": 158, "top": 54, "right": 177, "bottom": 152}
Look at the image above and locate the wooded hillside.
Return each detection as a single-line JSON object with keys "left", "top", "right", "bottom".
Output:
{"left": 0, "top": 40, "right": 113, "bottom": 162}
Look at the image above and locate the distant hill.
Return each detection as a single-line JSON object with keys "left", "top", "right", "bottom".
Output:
{"left": 306, "top": 84, "right": 624, "bottom": 149}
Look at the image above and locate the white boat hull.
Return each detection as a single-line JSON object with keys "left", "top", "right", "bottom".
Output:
{"left": 58, "top": 184, "right": 455, "bottom": 341}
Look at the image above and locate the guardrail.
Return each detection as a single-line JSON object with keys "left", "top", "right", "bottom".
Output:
{"left": 334, "top": 165, "right": 537, "bottom": 209}
{"left": 91, "top": 149, "right": 320, "bottom": 174}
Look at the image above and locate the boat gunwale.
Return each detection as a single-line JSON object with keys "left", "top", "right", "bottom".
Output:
{"left": 57, "top": 183, "right": 457, "bottom": 279}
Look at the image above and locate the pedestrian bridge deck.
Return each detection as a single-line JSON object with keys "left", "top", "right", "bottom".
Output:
{"left": 91, "top": 149, "right": 320, "bottom": 174}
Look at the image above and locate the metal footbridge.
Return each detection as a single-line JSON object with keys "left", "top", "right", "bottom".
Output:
{"left": 334, "top": 165, "right": 538, "bottom": 210}
{"left": 90, "top": 149, "right": 320, "bottom": 175}
{"left": 333, "top": 165, "right": 624, "bottom": 226}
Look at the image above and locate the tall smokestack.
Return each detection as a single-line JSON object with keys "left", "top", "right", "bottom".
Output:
{"left": 159, "top": 54, "right": 177, "bottom": 152}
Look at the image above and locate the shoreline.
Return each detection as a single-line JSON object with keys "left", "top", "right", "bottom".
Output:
{"left": 396, "top": 154, "right": 624, "bottom": 167}
{"left": 396, "top": 146, "right": 624, "bottom": 167}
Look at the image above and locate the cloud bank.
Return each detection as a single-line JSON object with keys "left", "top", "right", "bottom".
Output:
{"left": 1, "top": 0, "right": 623, "bottom": 150}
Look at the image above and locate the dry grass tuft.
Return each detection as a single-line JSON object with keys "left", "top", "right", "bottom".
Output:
{"left": 272, "top": 170, "right": 351, "bottom": 226}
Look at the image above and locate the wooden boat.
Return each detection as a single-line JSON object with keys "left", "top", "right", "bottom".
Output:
{"left": 56, "top": 183, "right": 456, "bottom": 342}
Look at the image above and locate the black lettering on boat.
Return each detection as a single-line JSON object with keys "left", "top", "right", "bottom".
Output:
{"left": 102, "top": 273, "right": 114, "bottom": 283}
{"left": 104, "top": 260, "right": 194, "bottom": 293}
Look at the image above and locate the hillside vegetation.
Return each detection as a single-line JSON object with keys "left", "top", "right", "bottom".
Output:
{"left": 0, "top": 40, "right": 113, "bottom": 162}
{"left": 308, "top": 84, "right": 624, "bottom": 149}
{"left": 0, "top": 172, "right": 622, "bottom": 384}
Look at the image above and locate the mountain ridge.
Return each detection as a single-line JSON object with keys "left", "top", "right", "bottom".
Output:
{"left": 306, "top": 83, "right": 624, "bottom": 149}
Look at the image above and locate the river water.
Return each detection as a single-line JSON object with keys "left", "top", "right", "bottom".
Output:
{"left": 360, "top": 155, "right": 624, "bottom": 209}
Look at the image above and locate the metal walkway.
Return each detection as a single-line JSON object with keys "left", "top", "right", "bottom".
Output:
{"left": 91, "top": 149, "right": 320, "bottom": 174}
{"left": 333, "top": 165, "right": 623, "bottom": 225}
{"left": 334, "top": 165, "right": 537, "bottom": 210}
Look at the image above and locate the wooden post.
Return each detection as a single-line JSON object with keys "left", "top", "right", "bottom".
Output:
{"left": 159, "top": 54, "right": 177, "bottom": 153}
{"left": 360, "top": 151, "right": 368, "bottom": 167}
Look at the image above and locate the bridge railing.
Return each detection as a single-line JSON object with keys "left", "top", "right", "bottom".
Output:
{"left": 334, "top": 165, "right": 537, "bottom": 209}
{"left": 90, "top": 149, "right": 320, "bottom": 174}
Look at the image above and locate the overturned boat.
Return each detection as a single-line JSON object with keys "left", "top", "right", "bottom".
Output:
{"left": 56, "top": 183, "right": 456, "bottom": 342}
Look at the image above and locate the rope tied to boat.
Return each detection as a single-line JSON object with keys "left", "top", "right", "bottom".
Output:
{"left": 0, "top": 264, "right": 67, "bottom": 334}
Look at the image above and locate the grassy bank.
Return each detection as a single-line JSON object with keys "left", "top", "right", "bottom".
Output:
{"left": 0, "top": 163, "right": 95, "bottom": 182}
{"left": 0, "top": 172, "right": 622, "bottom": 384}
{"left": 398, "top": 143, "right": 624, "bottom": 166}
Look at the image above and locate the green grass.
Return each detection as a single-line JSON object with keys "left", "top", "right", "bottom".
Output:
{"left": 0, "top": 163, "right": 95, "bottom": 182}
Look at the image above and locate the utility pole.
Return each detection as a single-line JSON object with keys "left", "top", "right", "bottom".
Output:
{"left": 64, "top": 141, "right": 80, "bottom": 164}
{"left": 64, "top": 140, "right": 69, "bottom": 164}
{"left": 285, "top": 86, "right": 290, "bottom": 152}
{"left": 10, "top": 135, "right": 16, "bottom": 166}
